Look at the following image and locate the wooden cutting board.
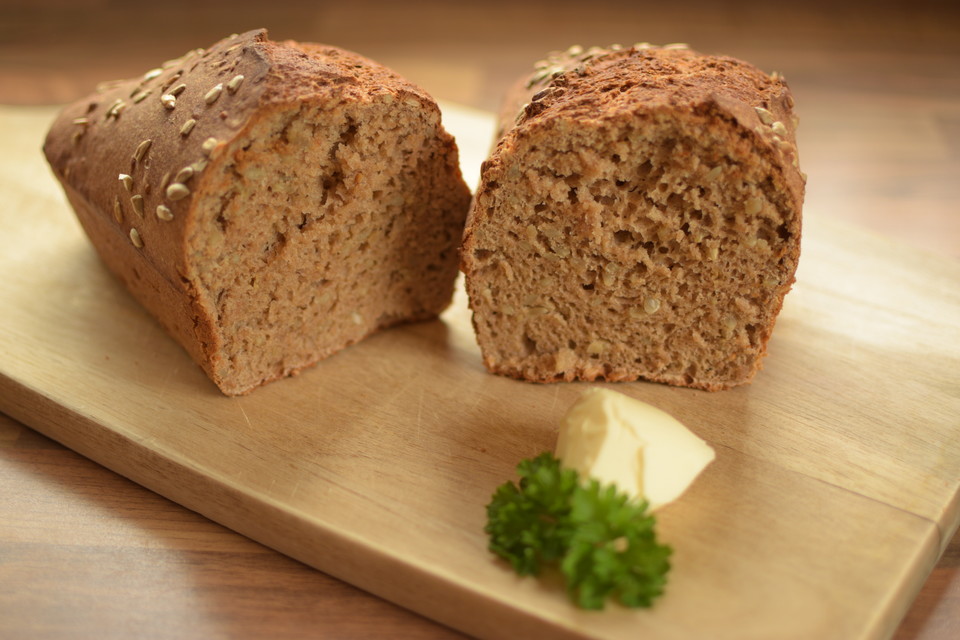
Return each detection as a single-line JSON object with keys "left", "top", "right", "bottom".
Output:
{"left": 1, "top": 103, "right": 957, "bottom": 640}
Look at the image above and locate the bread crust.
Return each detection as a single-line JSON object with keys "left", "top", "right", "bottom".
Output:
{"left": 44, "top": 29, "right": 471, "bottom": 395}
{"left": 461, "top": 44, "right": 804, "bottom": 391}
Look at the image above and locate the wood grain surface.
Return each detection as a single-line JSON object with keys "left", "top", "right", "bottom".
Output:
{"left": 1, "top": 100, "right": 957, "bottom": 638}
{"left": 1, "top": 1, "right": 958, "bottom": 639}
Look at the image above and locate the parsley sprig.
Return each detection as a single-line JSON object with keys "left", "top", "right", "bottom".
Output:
{"left": 485, "top": 453, "right": 671, "bottom": 609}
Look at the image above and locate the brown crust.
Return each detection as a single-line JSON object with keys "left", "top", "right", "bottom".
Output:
{"left": 44, "top": 29, "right": 470, "bottom": 395}
{"left": 461, "top": 44, "right": 805, "bottom": 391}
{"left": 483, "top": 43, "right": 804, "bottom": 223}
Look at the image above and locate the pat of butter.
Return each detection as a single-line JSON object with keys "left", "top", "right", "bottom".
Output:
{"left": 555, "top": 388, "right": 715, "bottom": 510}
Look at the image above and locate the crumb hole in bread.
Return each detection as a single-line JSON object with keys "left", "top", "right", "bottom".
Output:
{"left": 636, "top": 160, "right": 653, "bottom": 180}
{"left": 523, "top": 333, "right": 537, "bottom": 355}
{"left": 594, "top": 194, "right": 616, "bottom": 205}
{"left": 262, "top": 231, "right": 287, "bottom": 259}
{"left": 746, "top": 323, "right": 760, "bottom": 347}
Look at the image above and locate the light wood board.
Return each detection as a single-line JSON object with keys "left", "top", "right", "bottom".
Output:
{"left": 1, "top": 104, "right": 958, "bottom": 640}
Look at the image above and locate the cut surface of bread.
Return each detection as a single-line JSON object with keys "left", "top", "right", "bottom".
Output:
{"left": 44, "top": 30, "right": 471, "bottom": 395}
{"left": 461, "top": 44, "right": 804, "bottom": 391}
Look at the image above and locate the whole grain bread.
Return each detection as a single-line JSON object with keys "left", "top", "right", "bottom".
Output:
{"left": 461, "top": 44, "right": 804, "bottom": 390}
{"left": 44, "top": 29, "right": 471, "bottom": 395}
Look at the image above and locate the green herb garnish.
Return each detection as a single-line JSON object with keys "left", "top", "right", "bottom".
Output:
{"left": 485, "top": 452, "right": 671, "bottom": 609}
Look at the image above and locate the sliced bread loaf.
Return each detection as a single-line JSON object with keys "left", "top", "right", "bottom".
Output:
{"left": 44, "top": 29, "right": 471, "bottom": 395}
{"left": 461, "top": 44, "right": 804, "bottom": 390}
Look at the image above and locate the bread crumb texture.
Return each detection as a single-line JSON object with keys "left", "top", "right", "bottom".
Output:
{"left": 462, "top": 44, "right": 804, "bottom": 391}
{"left": 44, "top": 30, "right": 471, "bottom": 395}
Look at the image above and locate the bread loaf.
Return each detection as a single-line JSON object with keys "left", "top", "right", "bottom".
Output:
{"left": 461, "top": 44, "right": 804, "bottom": 390}
{"left": 44, "top": 29, "right": 471, "bottom": 396}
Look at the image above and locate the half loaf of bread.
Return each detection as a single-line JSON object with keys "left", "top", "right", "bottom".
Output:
{"left": 44, "top": 29, "right": 471, "bottom": 395}
{"left": 461, "top": 44, "right": 804, "bottom": 390}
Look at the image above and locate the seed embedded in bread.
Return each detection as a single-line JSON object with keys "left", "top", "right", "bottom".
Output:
{"left": 226, "top": 74, "right": 244, "bottom": 94}
{"left": 165, "top": 183, "right": 190, "bottom": 201}
{"left": 105, "top": 99, "right": 126, "bottom": 120}
{"left": 204, "top": 83, "right": 223, "bottom": 105}
{"left": 200, "top": 137, "right": 218, "bottom": 156}
{"left": 132, "top": 139, "right": 152, "bottom": 164}
{"left": 461, "top": 43, "right": 804, "bottom": 391}
{"left": 43, "top": 29, "right": 472, "bottom": 396}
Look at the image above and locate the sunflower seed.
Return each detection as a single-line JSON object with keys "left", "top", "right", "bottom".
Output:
{"left": 174, "top": 166, "right": 194, "bottom": 183}
{"left": 204, "top": 83, "right": 223, "bottom": 105}
{"left": 105, "top": 99, "right": 126, "bottom": 119}
{"left": 745, "top": 197, "right": 763, "bottom": 216}
{"left": 201, "top": 137, "right": 219, "bottom": 156}
{"left": 755, "top": 106, "right": 775, "bottom": 125}
{"left": 166, "top": 183, "right": 190, "bottom": 201}
{"left": 226, "top": 74, "right": 244, "bottom": 94}
{"left": 133, "top": 139, "right": 152, "bottom": 164}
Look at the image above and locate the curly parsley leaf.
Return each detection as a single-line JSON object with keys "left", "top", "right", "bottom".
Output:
{"left": 562, "top": 479, "right": 671, "bottom": 609}
{"left": 484, "top": 452, "right": 580, "bottom": 575}
{"left": 485, "top": 453, "right": 672, "bottom": 610}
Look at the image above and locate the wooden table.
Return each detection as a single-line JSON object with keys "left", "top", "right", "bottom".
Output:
{"left": 1, "top": 1, "right": 957, "bottom": 638}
